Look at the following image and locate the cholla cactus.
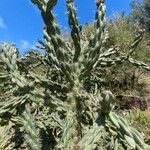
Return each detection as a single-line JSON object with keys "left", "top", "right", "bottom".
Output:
{"left": 0, "top": 0, "right": 150, "bottom": 149}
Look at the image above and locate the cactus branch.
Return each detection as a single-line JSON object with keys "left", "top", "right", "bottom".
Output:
{"left": 66, "top": 0, "right": 81, "bottom": 62}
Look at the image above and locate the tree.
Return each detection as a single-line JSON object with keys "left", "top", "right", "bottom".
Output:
{"left": 129, "top": 0, "right": 150, "bottom": 32}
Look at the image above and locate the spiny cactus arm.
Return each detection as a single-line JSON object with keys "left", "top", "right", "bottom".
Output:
{"left": 43, "top": 28, "right": 61, "bottom": 67}
{"left": 0, "top": 43, "right": 49, "bottom": 116}
{"left": 95, "top": 57, "right": 124, "bottom": 68}
{"left": 0, "top": 43, "right": 30, "bottom": 89}
{"left": 12, "top": 105, "right": 41, "bottom": 150}
{"left": 80, "top": 1, "right": 106, "bottom": 57}
{"left": 98, "top": 49, "right": 150, "bottom": 71}
{"left": 27, "top": 73, "right": 69, "bottom": 93}
{"left": 127, "top": 30, "right": 144, "bottom": 57}
{"left": 58, "top": 117, "right": 78, "bottom": 150}
{"left": 43, "top": 30, "right": 73, "bottom": 86}
{"left": 58, "top": 81, "right": 84, "bottom": 150}
{"left": 31, "top": 0, "right": 74, "bottom": 86}
{"left": 0, "top": 95, "right": 29, "bottom": 115}
{"left": 98, "top": 30, "right": 143, "bottom": 67}
{"left": 30, "top": 89, "right": 68, "bottom": 112}
{"left": 129, "top": 58, "right": 150, "bottom": 71}
{"left": 29, "top": 61, "right": 43, "bottom": 69}
{"left": 88, "top": 0, "right": 106, "bottom": 48}
{"left": 94, "top": 31, "right": 149, "bottom": 70}
{"left": 66, "top": 0, "right": 81, "bottom": 62}
{"left": 0, "top": 126, "right": 12, "bottom": 150}
{"left": 44, "top": 27, "right": 73, "bottom": 86}
{"left": 32, "top": 0, "right": 69, "bottom": 61}
{"left": 108, "top": 112, "right": 150, "bottom": 150}
{"left": 35, "top": 106, "right": 64, "bottom": 129}
{"left": 0, "top": 78, "right": 66, "bottom": 116}
{"left": 42, "top": 18, "right": 69, "bottom": 63}
{"left": 78, "top": 123, "right": 104, "bottom": 150}
{"left": 0, "top": 86, "right": 42, "bottom": 117}
{"left": 0, "top": 43, "right": 18, "bottom": 72}
{"left": 0, "top": 43, "right": 62, "bottom": 98}
{"left": 99, "top": 47, "right": 118, "bottom": 58}
{"left": 92, "top": 47, "right": 118, "bottom": 68}
{"left": 77, "top": 90, "right": 114, "bottom": 149}
{"left": 91, "top": 25, "right": 144, "bottom": 70}
{"left": 79, "top": 1, "right": 106, "bottom": 80}
{"left": 94, "top": 56, "right": 150, "bottom": 74}
{"left": 88, "top": 0, "right": 106, "bottom": 51}
{"left": 31, "top": 0, "right": 57, "bottom": 12}
{"left": 86, "top": 89, "right": 150, "bottom": 149}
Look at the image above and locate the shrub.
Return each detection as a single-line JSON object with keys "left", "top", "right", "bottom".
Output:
{"left": 129, "top": 0, "right": 150, "bottom": 33}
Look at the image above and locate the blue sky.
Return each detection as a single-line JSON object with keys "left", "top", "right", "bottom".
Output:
{"left": 0, "top": 0, "right": 132, "bottom": 54}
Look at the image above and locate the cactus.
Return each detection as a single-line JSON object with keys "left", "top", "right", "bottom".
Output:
{"left": 0, "top": 0, "right": 150, "bottom": 149}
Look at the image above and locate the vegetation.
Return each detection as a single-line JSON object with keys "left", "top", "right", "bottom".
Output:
{"left": 0, "top": 0, "right": 150, "bottom": 150}
{"left": 83, "top": 15, "right": 150, "bottom": 94}
{"left": 125, "top": 109, "right": 150, "bottom": 145}
{"left": 129, "top": 0, "right": 150, "bottom": 32}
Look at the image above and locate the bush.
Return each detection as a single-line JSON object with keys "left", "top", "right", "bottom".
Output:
{"left": 129, "top": 0, "right": 150, "bottom": 33}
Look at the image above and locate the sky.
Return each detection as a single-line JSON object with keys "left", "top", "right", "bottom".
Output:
{"left": 0, "top": 0, "right": 132, "bottom": 54}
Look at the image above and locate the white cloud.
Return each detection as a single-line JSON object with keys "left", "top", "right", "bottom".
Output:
{"left": 0, "top": 17, "right": 7, "bottom": 29}
{"left": 20, "top": 40, "right": 30, "bottom": 50}
{"left": 20, "top": 40, "right": 35, "bottom": 50}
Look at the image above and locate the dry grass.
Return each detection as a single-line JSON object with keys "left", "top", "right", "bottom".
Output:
{"left": 138, "top": 73, "right": 150, "bottom": 105}
{"left": 127, "top": 109, "right": 150, "bottom": 144}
